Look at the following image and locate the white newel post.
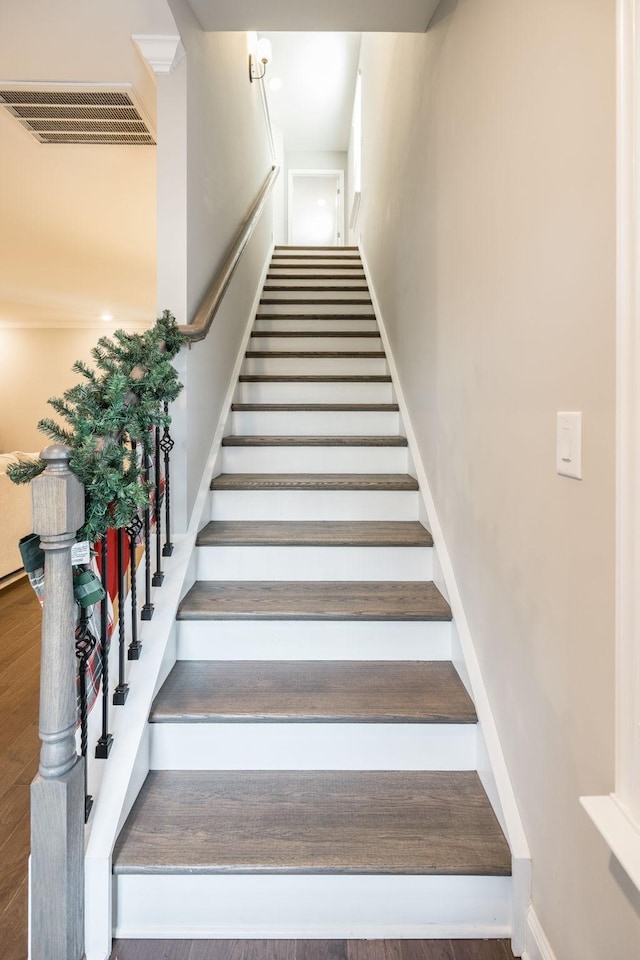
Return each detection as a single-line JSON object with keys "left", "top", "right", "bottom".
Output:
{"left": 30, "top": 445, "right": 85, "bottom": 960}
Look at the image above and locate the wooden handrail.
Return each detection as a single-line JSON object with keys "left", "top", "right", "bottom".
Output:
{"left": 178, "top": 165, "right": 280, "bottom": 343}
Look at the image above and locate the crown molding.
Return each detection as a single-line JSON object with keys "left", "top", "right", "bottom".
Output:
{"left": 132, "top": 35, "right": 185, "bottom": 75}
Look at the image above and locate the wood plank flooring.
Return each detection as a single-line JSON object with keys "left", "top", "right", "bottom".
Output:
{"left": 177, "top": 581, "right": 452, "bottom": 622}
{"left": 0, "top": 577, "right": 42, "bottom": 960}
{"left": 230, "top": 405, "right": 400, "bottom": 412}
{"left": 221, "top": 437, "right": 408, "bottom": 447}
{"left": 238, "top": 376, "right": 392, "bottom": 383}
{"left": 149, "top": 661, "right": 477, "bottom": 724}
{"left": 112, "top": 771, "right": 511, "bottom": 876}
{"left": 110, "top": 939, "right": 515, "bottom": 960}
{"left": 210, "top": 474, "right": 418, "bottom": 491}
{"left": 196, "top": 521, "right": 431, "bottom": 548}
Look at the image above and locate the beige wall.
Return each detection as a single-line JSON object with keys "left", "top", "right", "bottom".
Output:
{"left": 0, "top": 326, "right": 145, "bottom": 453}
{"left": 357, "top": 2, "right": 640, "bottom": 958}
{"left": 0, "top": 0, "right": 173, "bottom": 329}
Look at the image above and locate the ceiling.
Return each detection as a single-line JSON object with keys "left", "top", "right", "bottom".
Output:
{"left": 189, "top": 0, "right": 441, "bottom": 32}
{"left": 262, "top": 32, "right": 361, "bottom": 153}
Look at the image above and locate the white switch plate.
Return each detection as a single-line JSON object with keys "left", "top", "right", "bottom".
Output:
{"left": 557, "top": 411, "right": 582, "bottom": 480}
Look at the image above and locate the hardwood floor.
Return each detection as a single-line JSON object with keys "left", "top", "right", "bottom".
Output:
{"left": 0, "top": 577, "right": 42, "bottom": 960}
{"left": 109, "top": 940, "right": 514, "bottom": 960}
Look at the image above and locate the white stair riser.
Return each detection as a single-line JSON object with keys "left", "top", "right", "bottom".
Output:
{"left": 196, "top": 545, "right": 433, "bottom": 581}
{"left": 235, "top": 382, "right": 394, "bottom": 403}
{"left": 149, "top": 723, "right": 477, "bottom": 772}
{"left": 272, "top": 249, "right": 360, "bottom": 263}
{"left": 254, "top": 318, "right": 379, "bottom": 333}
{"left": 176, "top": 620, "right": 452, "bottom": 662}
{"left": 267, "top": 269, "right": 366, "bottom": 279}
{"left": 221, "top": 446, "right": 408, "bottom": 474}
{"left": 260, "top": 284, "right": 371, "bottom": 307}
{"left": 210, "top": 489, "right": 419, "bottom": 521}
{"left": 243, "top": 357, "right": 388, "bottom": 376}
{"left": 257, "top": 303, "right": 374, "bottom": 316}
{"left": 114, "top": 874, "right": 512, "bottom": 939}
{"left": 230, "top": 411, "right": 401, "bottom": 436}
{"left": 250, "top": 336, "right": 382, "bottom": 351}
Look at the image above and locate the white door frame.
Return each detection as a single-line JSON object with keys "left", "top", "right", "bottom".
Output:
{"left": 580, "top": 0, "right": 640, "bottom": 892}
{"left": 287, "top": 168, "right": 345, "bottom": 246}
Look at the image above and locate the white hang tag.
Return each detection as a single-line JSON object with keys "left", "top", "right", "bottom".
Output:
{"left": 71, "top": 540, "right": 91, "bottom": 566}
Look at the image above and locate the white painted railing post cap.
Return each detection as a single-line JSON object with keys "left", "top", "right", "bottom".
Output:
{"left": 32, "top": 444, "right": 85, "bottom": 537}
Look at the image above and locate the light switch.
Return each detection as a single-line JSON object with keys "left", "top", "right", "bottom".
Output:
{"left": 557, "top": 412, "right": 582, "bottom": 480}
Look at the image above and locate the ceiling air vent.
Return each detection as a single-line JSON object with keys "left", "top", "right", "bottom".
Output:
{"left": 0, "top": 86, "right": 156, "bottom": 145}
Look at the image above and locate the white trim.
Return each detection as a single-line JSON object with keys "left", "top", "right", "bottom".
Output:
{"left": 112, "top": 874, "right": 511, "bottom": 943}
{"left": 580, "top": 794, "right": 640, "bottom": 892}
{"left": 582, "top": 0, "right": 640, "bottom": 879}
{"left": 287, "top": 169, "right": 345, "bottom": 246}
{"left": 132, "top": 35, "right": 185, "bottom": 75}
{"left": 521, "top": 906, "right": 558, "bottom": 960}
{"left": 359, "top": 243, "right": 531, "bottom": 957}
{"left": 614, "top": 0, "right": 640, "bottom": 831}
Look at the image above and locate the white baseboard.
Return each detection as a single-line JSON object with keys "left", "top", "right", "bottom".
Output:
{"left": 522, "top": 907, "right": 557, "bottom": 960}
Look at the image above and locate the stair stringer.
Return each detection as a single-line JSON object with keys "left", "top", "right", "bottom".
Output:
{"left": 83, "top": 242, "right": 274, "bottom": 960}
{"left": 359, "top": 244, "right": 532, "bottom": 958}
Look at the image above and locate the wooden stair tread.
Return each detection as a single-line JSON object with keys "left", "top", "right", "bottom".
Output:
{"left": 177, "top": 580, "right": 451, "bottom": 621}
{"left": 268, "top": 265, "right": 365, "bottom": 271}
{"left": 231, "top": 403, "right": 400, "bottom": 411}
{"left": 221, "top": 436, "right": 407, "bottom": 447}
{"left": 275, "top": 245, "right": 360, "bottom": 250}
{"left": 210, "top": 473, "right": 418, "bottom": 491}
{"left": 250, "top": 330, "right": 379, "bottom": 338}
{"left": 272, "top": 254, "right": 362, "bottom": 260}
{"left": 246, "top": 350, "right": 384, "bottom": 358}
{"left": 238, "top": 375, "right": 392, "bottom": 383}
{"left": 196, "top": 520, "right": 431, "bottom": 547}
{"left": 255, "top": 313, "right": 375, "bottom": 320}
{"left": 150, "top": 661, "right": 475, "bottom": 724}
{"left": 112, "top": 770, "right": 510, "bottom": 876}
{"left": 260, "top": 299, "right": 373, "bottom": 305}
{"left": 264, "top": 285, "right": 370, "bottom": 292}
{"left": 266, "top": 274, "right": 366, "bottom": 281}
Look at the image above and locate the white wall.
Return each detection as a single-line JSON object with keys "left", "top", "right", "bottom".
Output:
{"left": 164, "top": 3, "right": 274, "bottom": 528}
{"left": 357, "top": 3, "right": 640, "bottom": 958}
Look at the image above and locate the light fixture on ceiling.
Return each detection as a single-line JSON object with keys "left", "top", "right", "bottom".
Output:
{"left": 100, "top": 313, "right": 114, "bottom": 322}
{"left": 249, "top": 37, "right": 272, "bottom": 83}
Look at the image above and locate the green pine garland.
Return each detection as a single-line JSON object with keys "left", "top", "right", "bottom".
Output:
{"left": 8, "top": 310, "right": 188, "bottom": 542}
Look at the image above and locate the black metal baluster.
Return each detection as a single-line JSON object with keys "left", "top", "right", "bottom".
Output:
{"left": 75, "top": 604, "right": 97, "bottom": 821}
{"left": 161, "top": 403, "right": 175, "bottom": 558}
{"left": 141, "top": 449, "right": 154, "bottom": 620}
{"left": 152, "top": 426, "right": 164, "bottom": 587}
{"left": 112, "top": 526, "right": 129, "bottom": 705}
{"left": 95, "top": 534, "right": 113, "bottom": 758}
{"left": 126, "top": 512, "right": 143, "bottom": 660}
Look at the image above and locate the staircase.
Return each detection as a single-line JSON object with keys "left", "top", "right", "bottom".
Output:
{"left": 111, "top": 246, "right": 513, "bottom": 940}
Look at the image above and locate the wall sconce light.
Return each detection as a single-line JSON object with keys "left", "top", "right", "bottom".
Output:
{"left": 249, "top": 37, "right": 272, "bottom": 83}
